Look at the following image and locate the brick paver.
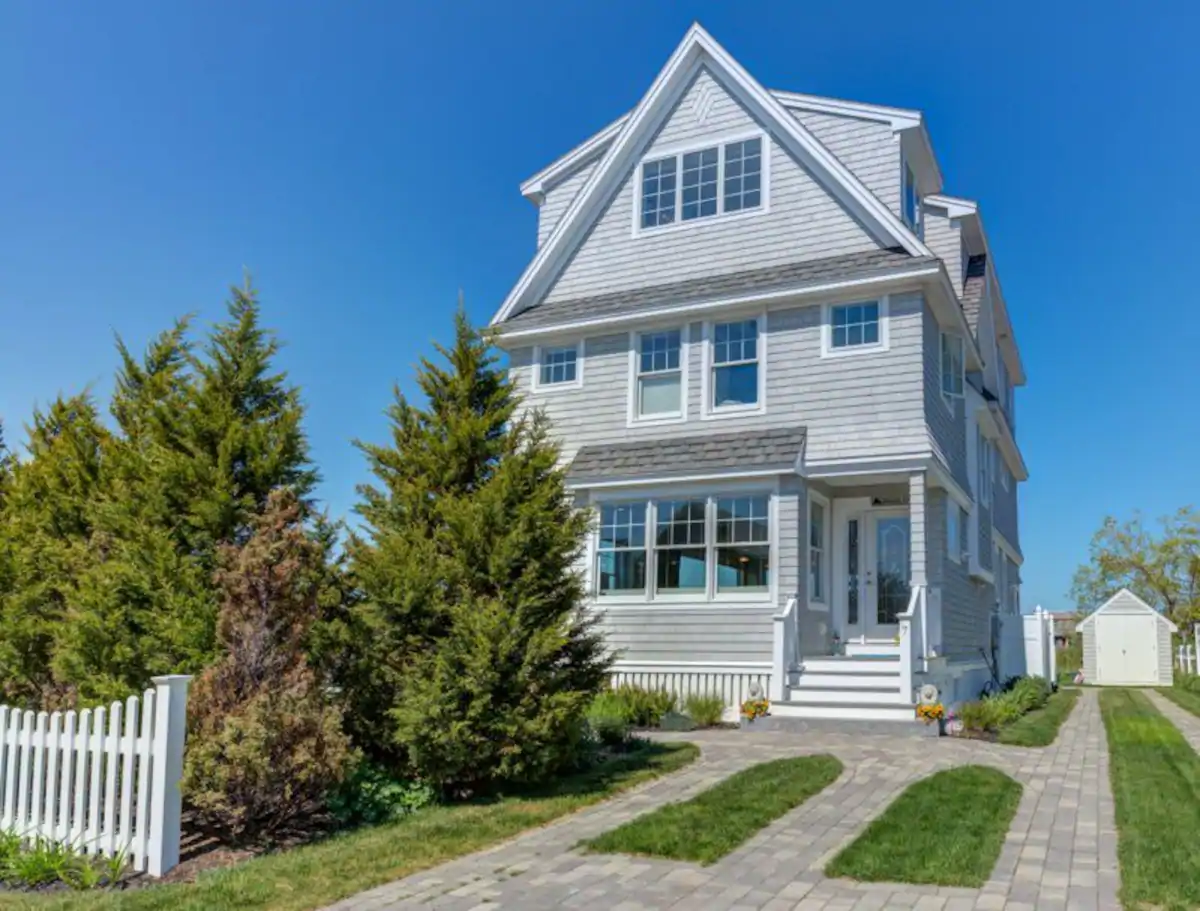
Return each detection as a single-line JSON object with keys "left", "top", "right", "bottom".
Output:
{"left": 325, "top": 690, "right": 1118, "bottom": 910}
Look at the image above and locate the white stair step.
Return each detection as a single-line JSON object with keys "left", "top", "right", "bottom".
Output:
{"left": 771, "top": 701, "right": 916, "bottom": 722}
{"left": 801, "top": 656, "right": 900, "bottom": 675}
{"left": 843, "top": 641, "right": 901, "bottom": 658}
{"left": 785, "top": 686, "right": 906, "bottom": 705}
{"left": 794, "top": 672, "right": 902, "bottom": 689}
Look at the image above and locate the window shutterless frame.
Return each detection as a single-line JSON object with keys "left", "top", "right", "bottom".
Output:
{"left": 627, "top": 325, "right": 688, "bottom": 426}
{"left": 631, "top": 129, "right": 770, "bottom": 237}
{"left": 819, "top": 296, "right": 891, "bottom": 358}
{"left": 531, "top": 341, "right": 584, "bottom": 392}
{"left": 700, "top": 313, "right": 766, "bottom": 419}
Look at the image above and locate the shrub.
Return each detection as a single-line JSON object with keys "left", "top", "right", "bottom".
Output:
{"left": 587, "top": 691, "right": 633, "bottom": 746}
{"left": 684, "top": 692, "right": 726, "bottom": 727}
{"left": 1178, "top": 673, "right": 1200, "bottom": 694}
{"left": 183, "top": 490, "right": 354, "bottom": 844}
{"left": 958, "top": 699, "right": 1002, "bottom": 733}
{"left": 329, "top": 761, "right": 437, "bottom": 828}
{"left": 612, "top": 684, "right": 676, "bottom": 727}
{"left": 1009, "top": 676, "right": 1050, "bottom": 713}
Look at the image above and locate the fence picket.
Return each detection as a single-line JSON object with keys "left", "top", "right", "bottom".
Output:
{"left": 0, "top": 707, "right": 9, "bottom": 831}
{"left": 29, "top": 713, "right": 48, "bottom": 840}
{"left": 58, "top": 712, "right": 76, "bottom": 844}
{"left": 43, "top": 712, "right": 62, "bottom": 840}
{"left": 17, "top": 711, "right": 34, "bottom": 834}
{"left": 71, "top": 709, "right": 90, "bottom": 847}
{"left": 102, "top": 702, "right": 121, "bottom": 855}
{"left": 119, "top": 696, "right": 137, "bottom": 857}
{"left": 133, "top": 689, "right": 155, "bottom": 871}
{"left": 86, "top": 706, "right": 105, "bottom": 853}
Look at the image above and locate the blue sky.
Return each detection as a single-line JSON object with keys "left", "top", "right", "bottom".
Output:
{"left": 2, "top": 1, "right": 1197, "bottom": 613}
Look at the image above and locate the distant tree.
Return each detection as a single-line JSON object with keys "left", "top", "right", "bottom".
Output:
{"left": 343, "top": 311, "right": 610, "bottom": 788}
{"left": 1071, "top": 507, "right": 1200, "bottom": 626}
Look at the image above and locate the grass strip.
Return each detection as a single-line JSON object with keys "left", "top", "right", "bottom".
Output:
{"left": 0, "top": 742, "right": 698, "bottom": 911}
{"left": 997, "top": 688, "right": 1080, "bottom": 746}
{"left": 1100, "top": 687, "right": 1200, "bottom": 911}
{"left": 583, "top": 754, "right": 841, "bottom": 865}
{"left": 825, "top": 765, "right": 1021, "bottom": 887}
{"left": 1156, "top": 685, "right": 1200, "bottom": 718}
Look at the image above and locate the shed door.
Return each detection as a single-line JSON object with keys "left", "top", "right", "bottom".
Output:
{"left": 1098, "top": 614, "right": 1158, "bottom": 684}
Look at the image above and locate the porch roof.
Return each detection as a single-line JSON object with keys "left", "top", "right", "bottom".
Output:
{"left": 565, "top": 426, "right": 807, "bottom": 486}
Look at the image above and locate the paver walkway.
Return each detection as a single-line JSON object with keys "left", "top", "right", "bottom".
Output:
{"left": 1145, "top": 688, "right": 1200, "bottom": 750}
{"left": 327, "top": 690, "right": 1118, "bottom": 911}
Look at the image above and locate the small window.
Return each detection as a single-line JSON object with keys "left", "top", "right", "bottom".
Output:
{"left": 538, "top": 345, "right": 578, "bottom": 386}
{"left": 940, "top": 332, "right": 965, "bottom": 402}
{"left": 715, "top": 495, "right": 770, "bottom": 592}
{"left": 903, "top": 161, "right": 921, "bottom": 235}
{"left": 946, "top": 498, "right": 963, "bottom": 564}
{"left": 723, "top": 138, "right": 762, "bottom": 212}
{"left": 636, "top": 330, "right": 683, "bottom": 418}
{"left": 809, "top": 500, "right": 826, "bottom": 602}
{"left": 831, "top": 302, "right": 881, "bottom": 350}
{"left": 977, "top": 428, "right": 991, "bottom": 508}
{"left": 681, "top": 147, "right": 719, "bottom": 221}
{"left": 1001, "top": 462, "right": 1011, "bottom": 491}
{"left": 711, "top": 319, "right": 758, "bottom": 409}
{"left": 641, "top": 157, "right": 677, "bottom": 229}
{"left": 597, "top": 504, "right": 647, "bottom": 596}
{"left": 654, "top": 499, "right": 707, "bottom": 594}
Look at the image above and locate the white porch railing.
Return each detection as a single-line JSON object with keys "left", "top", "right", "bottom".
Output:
{"left": 770, "top": 593, "right": 800, "bottom": 702}
{"left": 897, "top": 584, "right": 928, "bottom": 703}
{"left": 0, "top": 675, "right": 190, "bottom": 877}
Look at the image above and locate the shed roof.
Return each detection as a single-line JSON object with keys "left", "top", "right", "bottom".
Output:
{"left": 1076, "top": 588, "right": 1179, "bottom": 632}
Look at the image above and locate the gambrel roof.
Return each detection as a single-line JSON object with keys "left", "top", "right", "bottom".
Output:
{"left": 490, "top": 23, "right": 934, "bottom": 328}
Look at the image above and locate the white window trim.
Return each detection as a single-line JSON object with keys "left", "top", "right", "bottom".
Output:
{"left": 820, "top": 295, "right": 891, "bottom": 359}
{"left": 807, "top": 489, "right": 830, "bottom": 611}
{"left": 946, "top": 497, "right": 963, "bottom": 565}
{"left": 901, "top": 149, "right": 923, "bottom": 238}
{"left": 627, "top": 325, "right": 690, "bottom": 427}
{"left": 700, "top": 313, "right": 767, "bottom": 420}
{"left": 530, "top": 341, "right": 584, "bottom": 393}
{"left": 939, "top": 330, "right": 965, "bottom": 413}
{"left": 630, "top": 128, "right": 772, "bottom": 238}
{"left": 976, "top": 428, "right": 992, "bottom": 509}
{"left": 590, "top": 485, "right": 778, "bottom": 606}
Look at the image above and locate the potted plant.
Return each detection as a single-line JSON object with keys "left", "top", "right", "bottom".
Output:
{"left": 739, "top": 697, "right": 772, "bottom": 729}
{"left": 915, "top": 701, "right": 947, "bottom": 736}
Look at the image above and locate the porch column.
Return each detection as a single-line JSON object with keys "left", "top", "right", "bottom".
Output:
{"left": 908, "top": 472, "right": 927, "bottom": 586}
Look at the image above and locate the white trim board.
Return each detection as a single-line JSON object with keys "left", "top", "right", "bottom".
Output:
{"left": 491, "top": 23, "right": 932, "bottom": 327}
{"left": 1076, "top": 588, "right": 1178, "bottom": 632}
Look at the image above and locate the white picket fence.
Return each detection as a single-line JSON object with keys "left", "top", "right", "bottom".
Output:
{"left": 0, "top": 675, "right": 190, "bottom": 876}
{"left": 1178, "top": 643, "right": 1196, "bottom": 675}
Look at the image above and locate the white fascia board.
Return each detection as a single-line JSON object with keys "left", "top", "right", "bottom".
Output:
{"left": 924, "top": 193, "right": 978, "bottom": 219}
{"left": 492, "top": 24, "right": 933, "bottom": 327}
{"left": 567, "top": 467, "right": 789, "bottom": 491}
{"left": 519, "top": 114, "right": 629, "bottom": 202}
{"left": 927, "top": 265, "right": 985, "bottom": 372}
{"left": 495, "top": 266, "right": 940, "bottom": 342}
{"left": 767, "top": 90, "right": 922, "bottom": 129}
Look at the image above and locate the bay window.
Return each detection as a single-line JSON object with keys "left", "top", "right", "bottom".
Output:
{"left": 595, "top": 493, "right": 772, "bottom": 600}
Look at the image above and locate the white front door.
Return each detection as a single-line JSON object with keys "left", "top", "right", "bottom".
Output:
{"left": 836, "top": 505, "right": 911, "bottom": 642}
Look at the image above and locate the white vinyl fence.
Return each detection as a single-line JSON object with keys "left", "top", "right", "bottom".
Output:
{"left": 995, "top": 605, "right": 1056, "bottom": 683}
{"left": 0, "top": 675, "right": 190, "bottom": 876}
{"left": 1178, "top": 643, "right": 1196, "bottom": 675}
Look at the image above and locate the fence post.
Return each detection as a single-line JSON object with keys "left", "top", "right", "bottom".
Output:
{"left": 146, "top": 675, "right": 191, "bottom": 877}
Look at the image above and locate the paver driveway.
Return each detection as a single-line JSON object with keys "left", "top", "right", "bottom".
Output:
{"left": 326, "top": 690, "right": 1118, "bottom": 911}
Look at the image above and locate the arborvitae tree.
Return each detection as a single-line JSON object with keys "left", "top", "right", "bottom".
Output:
{"left": 0, "top": 397, "right": 109, "bottom": 703}
{"left": 345, "top": 311, "right": 609, "bottom": 788}
{"left": 183, "top": 489, "right": 352, "bottom": 843}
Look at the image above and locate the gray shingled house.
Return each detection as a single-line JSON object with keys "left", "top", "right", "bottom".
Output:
{"left": 488, "top": 24, "right": 1028, "bottom": 721}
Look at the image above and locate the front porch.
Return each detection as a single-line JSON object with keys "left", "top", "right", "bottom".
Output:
{"left": 771, "top": 470, "right": 949, "bottom": 721}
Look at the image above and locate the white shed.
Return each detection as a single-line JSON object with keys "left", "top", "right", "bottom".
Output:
{"left": 1078, "top": 589, "right": 1177, "bottom": 686}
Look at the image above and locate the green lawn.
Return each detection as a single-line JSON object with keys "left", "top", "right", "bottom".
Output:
{"left": 583, "top": 754, "right": 842, "bottom": 865}
{"left": 0, "top": 743, "right": 698, "bottom": 911}
{"left": 1156, "top": 685, "right": 1200, "bottom": 718}
{"left": 997, "top": 688, "right": 1080, "bottom": 747}
{"left": 1100, "top": 688, "right": 1200, "bottom": 911}
{"left": 825, "top": 765, "right": 1021, "bottom": 887}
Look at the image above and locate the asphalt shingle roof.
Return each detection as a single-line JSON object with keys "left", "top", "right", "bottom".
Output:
{"left": 961, "top": 253, "right": 988, "bottom": 334}
{"left": 503, "top": 249, "right": 935, "bottom": 331}
{"left": 565, "top": 426, "right": 807, "bottom": 484}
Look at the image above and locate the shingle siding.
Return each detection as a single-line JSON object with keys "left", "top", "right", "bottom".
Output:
{"left": 542, "top": 68, "right": 883, "bottom": 305}
{"left": 927, "top": 488, "right": 989, "bottom": 661}
{"left": 597, "top": 607, "right": 774, "bottom": 663}
{"left": 923, "top": 206, "right": 965, "bottom": 295}
{"left": 537, "top": 161, "right": 596, "bottom": 247}
{"left": 789, "top": 110, "right": 902, "bottom": 215}
{"left": 923, "top": 306, "right": 970, "bottom": 493}
{"left": 993, "top": 474, "right": 1020, "bottom": 552}
{"left": 510, "top": 292, "right": 930, "bottom": 467}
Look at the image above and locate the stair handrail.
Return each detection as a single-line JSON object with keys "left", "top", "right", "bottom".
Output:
{"left": 770, "top": 593, "right": 800, "bottom": 702}
{"left": 896, "top": 584, "right": 927, "bottom": 703}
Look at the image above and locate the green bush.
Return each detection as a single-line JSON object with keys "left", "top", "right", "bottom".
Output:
{"left": 329, "top": 761, "right": 437, "bottom": 828}
{"left": 1008, "top": 676, "right": 1050, "bottom": 713}
{"left": 612, "top": 684, "right": 676, "bottom": 727}
{"left": 958, "top": 677, "right": 1051, "bottom": 734}
{"left": 0, "top": 832, "right": 127, "bottom": 890}
{"left": 1178, "top": 673, "right": 1200, "bottom": 694}
{"left": 587, "top": 691, "right": 633, "bottom": 746}
{"left": 684, "top": 692, "right": 727, "bottom": 727}
{"left": 958, "top": 699, "right": 1002, "bottom": 733}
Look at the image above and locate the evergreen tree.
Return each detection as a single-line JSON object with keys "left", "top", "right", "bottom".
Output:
{"left": 345, "top": 311, "right": 610, "bottom": 788}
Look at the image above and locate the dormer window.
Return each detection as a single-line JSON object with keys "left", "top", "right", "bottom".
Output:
{"left": 638, "top": 135, "right": 765, "bottom": 232}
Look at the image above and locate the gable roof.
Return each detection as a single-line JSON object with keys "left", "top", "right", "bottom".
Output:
{"left": 566, "top": 426, "right": 807, "bottom": 486}
{"left": 501, "top": 248, "right": 936, "bottom": 333}
{"left": 1076, "top": 588, "right": 1179, "bottom": 632}
{"left": 490, "top": 23, "right": 933, "bottom": 328}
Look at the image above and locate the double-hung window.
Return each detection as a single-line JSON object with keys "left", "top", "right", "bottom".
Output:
{"left": 537, "top": 344, "right": 578, "bottom": 387}
{"left": 597, "top": 504, "right": 647, "bottom": 596}
{"left": 635, "top": 329, "right": 683, "bottom": 419}
{"left": 594, "top": 494, "right": 771, "bottom": 600}
{"left": 711, "top": 318, "right": 759, "bottom": 409}
{"left": 809, "top": 499, "right": 826, "bottom": 602}
{"left": 940, "top": 331, "right": 964, "bottom": 405}
{"left": 946, "top": 498, "right": 963, "bottom": 564}
{"left": 638, "top": 136, "right": 764, "bottom": 230}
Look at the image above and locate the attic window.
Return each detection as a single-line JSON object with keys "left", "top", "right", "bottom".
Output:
{"left": 638, "top": 135, "right": 765, "bottom": 232}
{"left": 902, "top": 160, "right": 922, "bottom": 236}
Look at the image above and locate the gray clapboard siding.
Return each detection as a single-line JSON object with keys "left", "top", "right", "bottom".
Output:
{"left": 923, "top": 306, "right": 970, "bottom": 493}
{"left": 978, "top": 502, "right": 994, "bottom": 573}
{"left": 790, "top": 110, "right": 901, "bottom": 217}
{"left": 927, "top": 489, "right": 988, "bottom": 660}
{"left": 537, "top": 161, "right": 597, "bottom": 247}
{"left": 543, "top": 68, "right": 882, "bottom": 305}
{"left": 993, "top": 474, "right": 1020, "bottom": 552}
{"left": 597, "top": 607, "right": 775, "bottom": 664}
{"left": 922, "top": 206, "right": 964, "bottom": 294}
{"left": 511, "top": 292, "right": 929, "bottom": 467}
